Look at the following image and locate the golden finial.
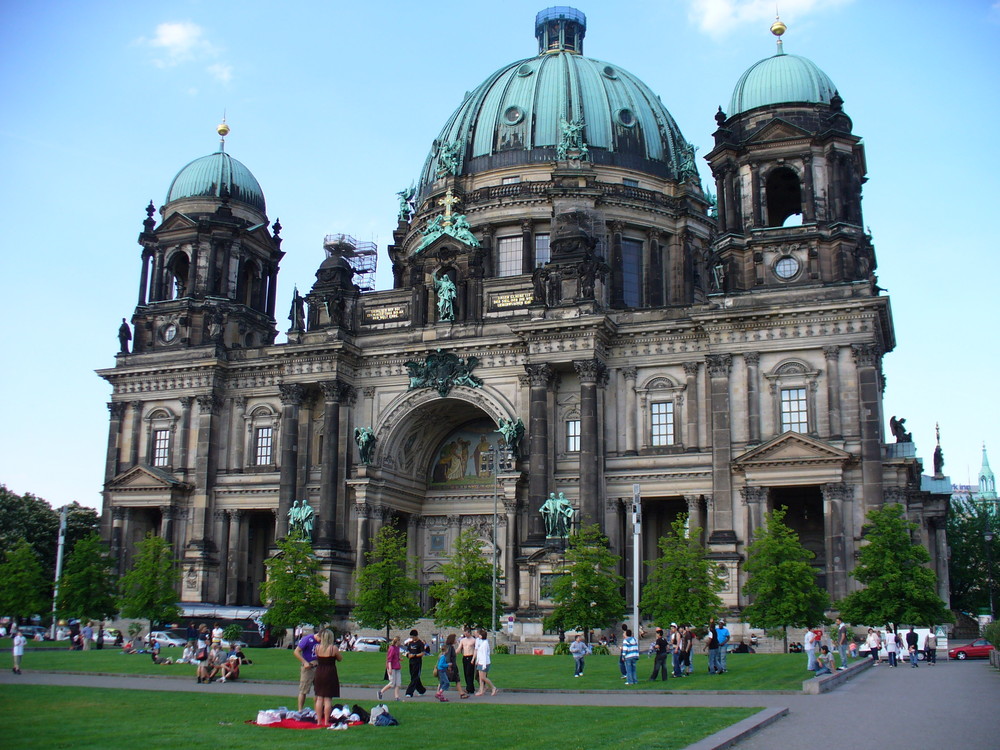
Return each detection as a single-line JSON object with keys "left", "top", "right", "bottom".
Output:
{"left": 770, "top": 17, "right": 786, "bottom": 38}
{"left": 217, "top": 120, "right": 230, "bottom": 138}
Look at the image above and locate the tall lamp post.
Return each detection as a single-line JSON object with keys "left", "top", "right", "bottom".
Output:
{"left": 986, "top": 530, "right": 996, "bottom": 621}
{"left": 490, "top": 443, "right": 509, "bottom": 646}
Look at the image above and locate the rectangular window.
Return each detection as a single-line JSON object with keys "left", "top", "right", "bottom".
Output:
{"left": 430, "top": 534, "right": 445, "bottom": 553}
{"left": 780, "top": 388, "right": 808, "bottom": 433}
{"left": 497, "top": 236, "right": 523, "bottom": 277}
{"left": 623, "top": 178, "right": 639, "bottom": 188}
{"left": 254, "top": 426, "right": 274, "bottom": 466}
{"left": 502, "top": 176, "right": 521, "bottom": 185}
{"left": 534, "top": 233, "right": 550, "bottom": 267}
{"left": 566, "top": 419, "right": 581, "bottom": 452}
{"left": 151, "top": 429, "right": 171, "bottom": 467}
{"left": 622, "top": 238, "right": 642, "bottom": 308}
{"left": 650, "top": 402, "right": 675, "bottom": 446}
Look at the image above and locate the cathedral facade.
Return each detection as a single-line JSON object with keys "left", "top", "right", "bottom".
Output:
{"left": 98, "top": 9, "right": 949, "bottom": 619}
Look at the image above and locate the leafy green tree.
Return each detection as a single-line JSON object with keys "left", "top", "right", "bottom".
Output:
{"left": 0, "top": 539, "right": 50, "bottom": 625}
{"left": 0, "top": 487, "right": 99, "bottom": 583}
{"left": 544, "top": 524, "right": 626, "bottom": 641}
{"left": 56, "top": 533, "right": 118, "bottom": 623}
{"left": 837, "top": 503, "right": 953, "bottom": 627}
{"left": 640, "top": 515, "right": 724, "bottom": 629}
{"left": 118, "top": 532, "right": 181, "bottom": 634}
{"left": 430, "top": 528, "right": 499, "bottom": 629}
{"left": 741, "top": 507, "right": 830, "bottom": 647}
{"left": 946, "top": 495, "right": 999, "bottom": 613}
{"left": 351, "top": 527, "right": 422, "bottom": 639}
{"left": 261, "top": 537, "right": 335, "bottom": 631}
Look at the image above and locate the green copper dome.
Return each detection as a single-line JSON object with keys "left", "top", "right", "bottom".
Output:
{"left": 418, "top": 9, "right": 693, "bottom": 193}
{"left": 166, "top": 148, "right": 266, "bottom": 214}
{"left": 729, "top": 47, "right": 837, "bottom": 116}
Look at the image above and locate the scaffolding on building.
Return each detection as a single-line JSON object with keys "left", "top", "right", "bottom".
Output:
{"left": 323, "top": 233, "right": 377, "bottom": 292}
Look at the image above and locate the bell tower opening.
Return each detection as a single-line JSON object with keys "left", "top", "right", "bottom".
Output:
{"left": 766, "top": 167, "right": 803, "bottom": 227}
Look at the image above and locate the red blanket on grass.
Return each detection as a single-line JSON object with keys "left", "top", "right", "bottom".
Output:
{"left": 247, "top": 719, "right": 364, "bottom": 730}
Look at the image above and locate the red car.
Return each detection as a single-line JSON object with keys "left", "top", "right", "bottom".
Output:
{"left": 948, "top": 638, "right": 995, "bottom": 660}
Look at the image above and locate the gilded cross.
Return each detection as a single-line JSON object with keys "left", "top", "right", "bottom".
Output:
{"left": 438, "top": 188, "right": 460, "bottom": 227}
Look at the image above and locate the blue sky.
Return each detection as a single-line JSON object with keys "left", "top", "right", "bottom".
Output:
{"left": 1, "top": 0, "right": 997, "bottom": 509}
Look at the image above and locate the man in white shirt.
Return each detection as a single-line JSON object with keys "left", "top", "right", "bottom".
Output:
{"left": 803, "top": 626, "right": 818, "bottom": 671}
{"left": 12, "top": 630, "right": 26, "bottom": 674}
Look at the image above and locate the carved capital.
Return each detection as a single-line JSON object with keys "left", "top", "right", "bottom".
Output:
{"left": 744, "top": 351, "right": 760, "bottom": 368}
{"left": 355, "top": 502, "right": 372, "bottom": 520}
{"left": 740, "top": 485, "right": 768, "bottom": 505}
{"left": 823, "top": 345, "right": 840, "bottom": 362}
{"left": 573, "top": 359, "right": 606, "bottom": 384}
{"left": 130, "top": 400, "right": 143, "bottom": 414}
{"left": 621, "top": 366, "right": 637, "bottom": 382}
{"left": 108, "top": 402, "right": 127, "bottom": 420}
{"left": 278, "top": 383, "right": 306, "bottom": 406}
{"left": 525, "top": 363, "right": 555, "bottom": 388}
{"left": 213, "top": 509, "right": 228, "bottom": 522}
{"left": 111, "top": 506, "right": 127, "bottom": 521}
{"left": 320, "top": 380, "right": 350, "bottom": 404}
{"left": 705, "top": 354, "right": 732, "bottom": 378}
{"left": 447, "top": 514, "right": 462, "bottom": 528}
{"left": 230, "top": 509, "right": 245, "bottom": 522}
{"left": 520, "top": 218, "right": 534, "bottom": 232}
{"left": 683, "top": 362, "right": 700, "bottom": 378}
{"left": 179, "top": 396, "right": 194, "bottom": 410}
{"left": 503, "top": 499, "right": 519, "bottom": 514}
{"left": 851, "top": 343, "right": 882, "bottom": 368}
{"left": 234, "top": 396, "right": 248, "bottom": 411}
{"left": 363, "top": 386, "right": 376, "bottom": 399}
{"left": 684, "top": 495, "right": 701, "bottom": 512}
{"left": 609, "top": 220, "right": 625, "bottom": 235}
{"left": 196, "top": 393, "right": 223, "bottom": 415}
{"left": 883, "top": 486, "right": 908, "bottom": 506}
{"left": 821, "top": 483, "right": 853, "bottom": 502}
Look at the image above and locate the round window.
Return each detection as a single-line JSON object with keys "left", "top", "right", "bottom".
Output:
{"left": 503, "top": 106, "right": 524, "bottom": 125}
{"left": 774, "top": 256, "right": 800, "bottom": 279}
{"left": 602, "top": 65, "right": 617, "bottom": 79}
{"left": 517, "top": 64, "right": 534, "bottom": 77}
{"left": 615, "top": 108, "right": 636, "bottom": 127}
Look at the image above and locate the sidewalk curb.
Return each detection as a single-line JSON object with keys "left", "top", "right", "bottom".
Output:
{"left": 683, "top": 706, "right": 789, "bottom": 750}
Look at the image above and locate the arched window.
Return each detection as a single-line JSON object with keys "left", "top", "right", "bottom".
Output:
{"left": 766, "top": 167, "right": 803, "bottom": 227}
{"left": 164, "top": 251, "right": 190, "bottom": 300}
{"left": 238, "top": 259, "right": 262, "bottom": 309}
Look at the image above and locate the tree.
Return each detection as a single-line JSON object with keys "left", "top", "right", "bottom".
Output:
{"left": 0, "top": 486, "right": 98, "bottom": 582}
{"left": 741, "top": 507, "right": 830, "bottom": 647}
{"left": 544, "top": 524, "right": 626, "bottom": 641}
{"left": 118, "top": 532, "right": 181, "bottom": 634}
{"left": 56, "top": 533, "right": 118, "bottom": 623}
{"left": 0, "top": 539, "right": 50, "bottom": 625}
{"left": 640, "top": 515, "right": 724, "bottom": 629}
{"left": 430, "top": 528, "right": 498, "bottom": 629}
{"left": 837, "top": 503, "right": 953, "bottom": 627}
{"left": 351, "top": 526, "right": 422, "bottom": 639}
{"left": 946, "top": 495, "right": 999, "bottom": 613}
{"left": 260, "top": 538, "right": 335, "bottom": 631}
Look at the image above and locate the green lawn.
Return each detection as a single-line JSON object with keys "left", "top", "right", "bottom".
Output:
{"left": 17, "top": 644, "right": 812, "bottom": 691}
{"left": 0, "top": 684, "right": 758, "bottom": 750}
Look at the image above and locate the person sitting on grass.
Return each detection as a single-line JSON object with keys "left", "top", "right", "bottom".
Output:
{"left": 177, "top": 641, "right": 196, "bottom": 664}
{"left": 814, "top": 645, "right": 835, "bottom": 676}
{"left": 150, "top": 641, "right": 173, "bottom": 665}
{"left": 204, "top": 643, "right": 223, "bottom": 681}
{"left": 229, "top": 644, "right": 252, "bottom": 664}
{"left": 220, "top": 654, "right": 240, "bottom": 682}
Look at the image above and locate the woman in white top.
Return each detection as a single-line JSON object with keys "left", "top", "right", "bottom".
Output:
{"left": 12, "top": 631, "right": 26, "bottom": 674}
{"left": 473, "top": 629, "right": 499, "bottom": 696}
{"left": 884, "top": 626, "right": 899, "bottom": 667}
{"left": 865, "top": 628, "right": 881, "bottom": 665}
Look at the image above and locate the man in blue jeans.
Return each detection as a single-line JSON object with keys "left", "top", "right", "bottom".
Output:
{"left": 716, "top": 619, "right": 730, "bottom": 673}
{"left": 706, "top": 618, "right": 721, "bottom": 674}
{"left": 835, "top": 617, "right": 850, "bottom": 670}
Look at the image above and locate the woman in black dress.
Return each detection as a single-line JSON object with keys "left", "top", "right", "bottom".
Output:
{"left": 313, "top": 629, "right": 342, "bottom": 726}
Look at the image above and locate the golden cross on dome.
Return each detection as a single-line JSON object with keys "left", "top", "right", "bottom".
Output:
{"left": 438, "top": 188, "right": 460, "bottom": 227}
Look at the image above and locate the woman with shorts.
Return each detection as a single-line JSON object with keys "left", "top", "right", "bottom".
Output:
{"left": 473, "top": 628, "right": 499, "bottom": 696}
{"left": 377, "top": 636, "right": 402, "bottom": 701}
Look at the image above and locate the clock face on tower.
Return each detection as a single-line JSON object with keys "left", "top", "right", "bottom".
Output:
{"left": 160, "top": 322, "right": 178, "bottom": 343}
{"left": 774, "top": 255, "right": 800, "bottom": 280}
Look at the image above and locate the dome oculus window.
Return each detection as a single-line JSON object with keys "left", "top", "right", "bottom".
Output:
{"left": 615, "top": 108, "right": 636, "bottom": 127}
{"left": 602, "top": 65, "right": 618, "bottom": 79}
{"left": 774, "top": 256, "right": 800, "bottom": 280}
{"left": 516, "top": 64, "right": 534, "bottom": 77}
{"left": 503, "top": 106, "right": 524, "bottom": 125}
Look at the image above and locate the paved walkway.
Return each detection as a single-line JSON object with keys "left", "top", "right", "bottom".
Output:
{"left": 2, "top": 659, "right": 997, "bottom": 749}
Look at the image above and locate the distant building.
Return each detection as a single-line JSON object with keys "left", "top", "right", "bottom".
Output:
{"left": 99, "top": 10, "right": 949, "bottom": 617}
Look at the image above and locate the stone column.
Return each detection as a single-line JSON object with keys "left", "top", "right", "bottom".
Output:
{"left": 212, "top": 509, "right": 228, "bottom": 602}
{"left": 266, "top": 263, "right": 279, "bottom": 318}
{"left": 105, "top": 402, "right": 126, "bottom": 482}
{"left": 609, "top": 221, "right": 625, "bottom": 307}
{"left": 622, "top": 367, "right": 638, "bottom": 455}
{"left": 801, "top": 153, "right": 815, "bottom": 223}
{"left": 231, "top": 396, "right": 247, "bottom": 471}
{"left": 525, "top": 363, "right": 554, "bottom": 538}
{"left": 823, "top": 346, "right": 843, "bottom": 438}
{"left": 520, "top": 219, "right": 533, "bottom": 275}
{"left": 296, "top": 391, "right": 314, "bottom": 502}
{"left": 276, "top": 383, "right": 305, "bottom": 539}
{"left": 745, "top": 352, "right": 761, "bottom": 443}
{"left": 821, "top": 483, "right": 851, "bottom": 602}
{"left": 724, "top": 170, "right": 739, "bottom": 233}
{"left": 177, "top": 396, "right": 193, "bottom": 472}
{"left": 740, "top": 486, "right": 767, "bottom": 542}
{"left": 749, "top": 162, "right": 761, "bottom": 228}
{"left": 706, "top": 354, "right": 734, "bottom": 540}
{"left": 318, "top": 381, "right": 348, "bottom": 547}
{"left": 159, "top": 504, "right": 176, "bottom": 548}
{"left": 851, "top": 344, "right": 884, "bottom": 512}
{"left": 683, "top": 362, "right": 700, "bottom": 451}
{"left": 685, "top": 495, "right": 704, "bottom": 545}
{"left": 128, "top": 400, "right": 143, "bottom": 467}
{"left": 138, "top": 248, "right": 152, "bottom": 306}
{"left": 189, "top": 393, "right": 222, "bottom": 547}
{"left": 354, "top": 504, "right": 371, "bottom": 573}
{"left": 503, "top": 498, "right": 518, "bottom": 609}
{"left": 226, "top": 509, "right": 245, "bottom": 605}
{"left": 151, "top": 246, "right": 165, "bottom": 301}
{"left": 407, "top": 516, "right": 420, "bottom": 563}
{"left": 575, "top": 359, "right": 606, "bottom": 526}
{"left": 111, "top": 506, "right": 127, "bottom": 575}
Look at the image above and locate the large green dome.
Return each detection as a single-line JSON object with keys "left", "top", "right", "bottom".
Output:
{"left": 729, "top": 47, "right": 838, "bottom": 115}
{"left": 418, "top": 8, "right": 693, "bottom": 193}
{"left": 166, "top": 149, "right": 266, "bottom": 214}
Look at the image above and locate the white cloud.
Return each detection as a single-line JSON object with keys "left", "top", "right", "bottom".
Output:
{"left": 685, "top": 0, "right": 853, "bottom": 38}
{"left": 136, "top": 21, "right": 233, "bottom": 84}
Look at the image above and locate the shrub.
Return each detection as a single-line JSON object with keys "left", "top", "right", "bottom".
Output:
{"left": 591, "top": 643, "right": 610, "bottom": 655}
{"left": 222, "top": 623, "right": 243, "bottom": 643}
{"left": 493, "top": 643, "right": 509, "bottom": 654}
{"left": 380, "top": 640, "right": 390, "bottom": 652}
{"left": 984, "top": 620, "right": 1000, "bottom": 649}
{"left": 553, "top": 641, "right": 571, "bottom": 656}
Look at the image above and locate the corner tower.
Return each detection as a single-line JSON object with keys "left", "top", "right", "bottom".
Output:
{"left": 130, "top": 123, "right": 283, "bottom": 353}
{"left": 705, "top": 20, "right": 875, "bottom": 293}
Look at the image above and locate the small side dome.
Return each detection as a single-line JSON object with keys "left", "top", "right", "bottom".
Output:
{"left": 166, "top": 150, "right": 266, "bottom": 214}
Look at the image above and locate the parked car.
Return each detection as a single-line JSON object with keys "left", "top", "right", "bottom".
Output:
{"left": 148, "top": 631, "right": 187, "bottom": 648}
{"left": 95, "top": 627, "right": 121, "bottom": 643}
{"left": 16, "top": 626, "right": 50, "bottom": 641}
{"left": 220, "top": 638, "right": 247, "bottom": 649}
{"left": 948, "top": 638, "right": 995, "bottom": 660}
{"left": 353, "top": 636, "right": 387, "bottom": 652}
